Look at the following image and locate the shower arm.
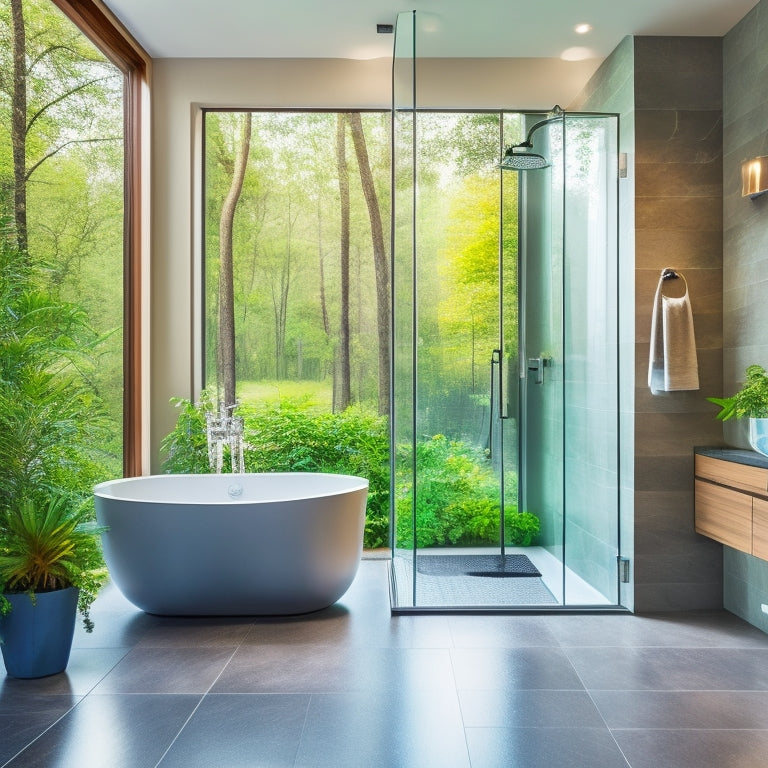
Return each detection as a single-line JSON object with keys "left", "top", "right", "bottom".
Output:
{"left": 505, "top": 106, "right": 564, "bottom": 151}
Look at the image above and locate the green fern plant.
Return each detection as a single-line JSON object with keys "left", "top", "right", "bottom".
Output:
{"left": 708, "top": 364, "right": 768, "bottom": 421}
{"left": 0, "top": 495, "right": 107, "bottom": 631}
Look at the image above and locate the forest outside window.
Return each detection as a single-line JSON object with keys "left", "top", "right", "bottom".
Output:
{"left": 0, "top": 0, "right": 145, "bottom": 509}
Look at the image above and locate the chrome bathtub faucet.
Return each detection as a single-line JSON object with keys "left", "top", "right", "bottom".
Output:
{"left": 205, "top": 400, "right": 245, "bottom": 473}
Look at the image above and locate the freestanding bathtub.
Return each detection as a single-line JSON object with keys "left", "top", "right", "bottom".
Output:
{"left": 93, "top": 472, "right": 368, "bottom": 616}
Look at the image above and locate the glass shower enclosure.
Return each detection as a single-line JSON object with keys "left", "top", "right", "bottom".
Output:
{"left": 390, "top": 10, "right": 623, "bottom": 610}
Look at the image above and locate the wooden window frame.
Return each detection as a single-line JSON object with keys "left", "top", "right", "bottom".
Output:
{"left": 50, "top": 0, "right": 149, "bottom": 476}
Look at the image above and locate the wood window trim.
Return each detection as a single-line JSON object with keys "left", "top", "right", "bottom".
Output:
{"left": 50, "top": 0, "right": 150, "bottom": 476}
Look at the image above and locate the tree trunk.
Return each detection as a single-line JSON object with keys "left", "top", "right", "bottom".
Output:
{"left": 218, "top": 113, "right": 252, "bottom": 407}
{"left": 10, "top": 0, "right": 28, "bottom": 254}
{"left": 317, "top": 200, "right": 330, "bottom": 336}
{"left": 270, "top": 203, "right": 295, "bottom": 380}
{"left": 345, "top": 112, "right": 390, "bottom": 416}
{"left": 336, "top": 114, "right": 351, "bottom": 412}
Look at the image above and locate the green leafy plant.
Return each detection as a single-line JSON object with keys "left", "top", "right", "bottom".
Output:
{"left": 394, "top": 434, "right": 540, "bottom": 548}
{"left": 160, "top": 396, "right": 391, "bottom": 548}
{"left": 160, "top": 399, "right": 541, "bottom": 551}
{"left": 0, "top": 228, "right": 115, "bottom": 507}
{"left": 708, "top": 364, "right": 768, "bottom": 421}
{"left": 0, "top": 495, "right": 107, "bottom": 631}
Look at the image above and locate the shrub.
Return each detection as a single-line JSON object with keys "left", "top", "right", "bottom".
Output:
{"left": 0, "top": 231, "right": 116, "bottom": 508}
{"left": 160, "top": 398, "right": 540, "bottom": 550}
{"left": 394, "top": 434, "right": 540, "bottom": 548}
{"left": 160, "top": 396, "right": 390, "bottom": 548}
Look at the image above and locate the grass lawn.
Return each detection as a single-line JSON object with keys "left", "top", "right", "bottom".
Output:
{"left": 237, "top": 379, "right": 333, "bottom": 410}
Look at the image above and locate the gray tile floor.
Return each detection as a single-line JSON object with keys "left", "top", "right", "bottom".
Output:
{"left": 3, "top": 559, "right": 768, "bottom": 767}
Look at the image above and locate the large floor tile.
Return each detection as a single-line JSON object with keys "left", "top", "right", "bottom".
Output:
{"left": 459, "top": 688, "right": 606, "bottom": 728}
{"left": 92, "top": 647, "right": 236, "bottom": 694}
{"left": 545, "top": 610, "right": 768, "bottom": 649}
{"left": 451, "top": 647, "right": 585, "bottom": 690}
{"left": 465, "top": 726, "right": 630, "bottom": 768}
{"left": 0, "top": 696, "right": 78, "bottom": 766}
{"left": 1, "top": 649, "right": 130, "bottom": 697}
{"left": 565, "top": 646, "right": 768, "bottom": 691}
{"left": 71, "top": 610, "right": 158, "bottom": 650}
{"left": 448, "top": 615, "right": 560, "bottom": 648}
{"left": 612, "top": 728, "right": 768, "bottom": 768}
{"left": 2, "top": 694, "right": 200, "bottom": 768}
{"left": 295, "top": 690, "right": 470, "bottom": 768}
{"left": 592, "top": 689, "right": 768, "bottom": 729}
{"left": 133, "top": 616, "right": 255, "bottom": 648}
{"left": 212, "top": 644, "right": 456, "bottom": 694}
{"left": 158, "top": 694, "right": 310, "bottom": 768}
{"left": 243, "top": 608, "right": 454, "bottom": 649}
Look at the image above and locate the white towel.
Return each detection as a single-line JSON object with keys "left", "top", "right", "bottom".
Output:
{"left": 648, "top": 269, "right": 699, "bottom": 394}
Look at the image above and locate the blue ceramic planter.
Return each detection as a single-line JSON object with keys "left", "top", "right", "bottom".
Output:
{"left": 0, "top": 587, "right": 79, "bottom": 678}
{"left": 749, "top": 418, "right": 768, "bottom": 458}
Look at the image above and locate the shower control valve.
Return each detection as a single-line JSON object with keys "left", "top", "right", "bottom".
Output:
{"left": 527, "top": 356, "right": 553, "bottom": 385}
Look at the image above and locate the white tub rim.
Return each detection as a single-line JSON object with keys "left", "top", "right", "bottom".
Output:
{"left": 93, "top": 472, "right": 369, "bottom": 505}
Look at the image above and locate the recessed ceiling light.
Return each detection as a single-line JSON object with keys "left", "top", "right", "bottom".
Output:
{"left": 574, "top": 23, "right": 592, "bottom": 35}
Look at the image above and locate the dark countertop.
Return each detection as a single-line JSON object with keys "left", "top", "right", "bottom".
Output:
{"left": 695, "top": 446, "right": 768, "bottom": 470}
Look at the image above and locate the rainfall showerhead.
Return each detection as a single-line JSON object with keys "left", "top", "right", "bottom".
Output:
{"left": 499, "top": 146, "right": 550, "bottom": 171}
{"left": 498, "top": 105, "right": 563, "bottom": 172}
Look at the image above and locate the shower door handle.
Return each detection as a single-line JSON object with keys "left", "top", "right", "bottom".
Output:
{"left": 491, "top": 349, "right": 510, "bottom": 420}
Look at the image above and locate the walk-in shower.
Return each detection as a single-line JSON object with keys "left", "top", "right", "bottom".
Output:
{"left": 390, "top": 10, "right": 623, "bottom": 611}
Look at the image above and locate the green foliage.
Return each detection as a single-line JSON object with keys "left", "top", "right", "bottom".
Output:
{"left": 0, "top": 228, "right": 117, "bottom": 507}
{"left": 0, "top": 494, "right": 107, "bottom": 631}
{"left": 161, "top": 398, "right": 541, "bottom": 551}
{"left": 505, "top": 510, "right": 542, "bottom": 547}
{"left": 160, "top": 396, "right": 391, "bottom": 548}
{"left": 394, "top": 434, "right": 540, "bottom": 548}
{"left": 708, "top": 364, "right": 768, "bottom": 420}
{"left": 159, "top": 395, "right": 214, "bottom": 475}
{"left": 0, "top": 0, "right": 124, "bottom": 459}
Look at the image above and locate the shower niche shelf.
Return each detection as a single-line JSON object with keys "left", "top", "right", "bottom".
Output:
{"left": 694, "top": 448, "right": 768, "bottom": 559}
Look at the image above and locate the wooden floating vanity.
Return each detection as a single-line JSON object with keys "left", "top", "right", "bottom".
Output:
{"left": 694, "top": 448, "right": 768, "bottom": 559}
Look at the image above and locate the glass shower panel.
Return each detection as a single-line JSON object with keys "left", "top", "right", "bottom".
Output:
{"left": 391, "top": 10, "right": 417, "bottom": 607}
{"left": 562, "top": 114, "right": 620, "bottom": 605}
{"left": 520, "top": 116, "right": 565, "bottom": 604}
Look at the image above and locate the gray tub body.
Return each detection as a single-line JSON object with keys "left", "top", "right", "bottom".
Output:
{"left": 93, "top": 473, "right": 368, "bottom": 616}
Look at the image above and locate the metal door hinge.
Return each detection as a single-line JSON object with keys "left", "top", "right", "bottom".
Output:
{"left": 618, "top": 556, "right": 630, "bottom": 583}
{"left": 618, "top": 153, "right": 628, "bottom": 179}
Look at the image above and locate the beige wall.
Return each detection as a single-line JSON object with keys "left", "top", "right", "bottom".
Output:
{"left": 149, "top": 55, "right": 601, "bottom": 468}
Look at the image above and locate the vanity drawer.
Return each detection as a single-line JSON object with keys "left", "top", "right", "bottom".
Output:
{"left": 754, "top": 498, "right": 768, "bottom": 561}
{"left": 695, "top": 454, "right": 768, "bottom": 496}
{"left": 694, "top": 479, "right": 753, "bottom": 554}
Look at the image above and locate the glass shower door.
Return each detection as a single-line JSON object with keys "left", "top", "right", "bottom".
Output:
{"left": 520, "top": 113, "right": 621, "bottom": 607}
{"left": 518, "top": 114, "right": 566, "bottom": 604}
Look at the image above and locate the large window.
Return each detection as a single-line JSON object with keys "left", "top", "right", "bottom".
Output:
{"left": 0, "top": 0, "right": 146, "bottom": 509}
{"left": 203, "top": 110, "right": 392, "bottom": 416}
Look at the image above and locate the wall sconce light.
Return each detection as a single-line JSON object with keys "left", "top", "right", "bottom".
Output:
{"left": 742, "top": 156, "right": 768, "bottom": 198}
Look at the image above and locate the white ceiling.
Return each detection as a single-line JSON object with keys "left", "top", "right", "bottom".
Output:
{"left": 102, "top": 0, "right": 758, "bottom": 61}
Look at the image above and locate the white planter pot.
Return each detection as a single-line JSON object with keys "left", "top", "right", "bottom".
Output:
{"left": 749, "top": 418, "right": 768, "bottom": 458}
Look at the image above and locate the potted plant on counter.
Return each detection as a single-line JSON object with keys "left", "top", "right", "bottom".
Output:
{"left": 708, "top": 364, "right": 768, "bottom": 457}
{"left": 0, "top": 495, "right": 107, "bottom": 678}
